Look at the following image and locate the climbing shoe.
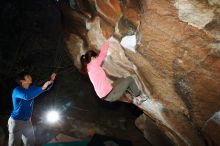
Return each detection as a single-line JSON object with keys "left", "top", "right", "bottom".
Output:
{"left": 133, "top": 94, "right": 149, "bottom": 105}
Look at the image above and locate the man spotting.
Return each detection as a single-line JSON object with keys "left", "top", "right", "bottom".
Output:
{"left": 8, "top": 71, "right": 56, "bottom": 146}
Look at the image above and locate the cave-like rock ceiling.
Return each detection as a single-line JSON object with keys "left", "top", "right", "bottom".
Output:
{"left": 1, "top": 0, "right": 220, "bottom": 145}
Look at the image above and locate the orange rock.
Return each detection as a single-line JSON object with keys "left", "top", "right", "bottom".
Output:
{"left": 201, "top": 54, "right": 220, "bottom": 77}
{"left": 203, "top": 112, "right": 220, "bottom": 146}
{"left": 120, "top": 0, "right": 141, "bottom": 12}
{"left": 95, "top": 0, "right": 121, "bottom": 26}
{"left": 100, "top": 19, "right": 114, "bottom": 39}
{"left": 186, "top": 68, "right": 220, "bottom": 127}
{"left": 116, "top": 17, "right": 137, "bottom": 38}
{"left": 123, "top": 8, "right": 140, "bottom": 28}
{"left": 75, "top": 0, "right": 92, "bottom": 18}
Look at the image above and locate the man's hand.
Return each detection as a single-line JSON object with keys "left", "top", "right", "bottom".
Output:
{"left": 42, "top": 73, "right": 56, "bottom": 90}
{"left": 50, "top": 73, "right": 56, "bottom": 81}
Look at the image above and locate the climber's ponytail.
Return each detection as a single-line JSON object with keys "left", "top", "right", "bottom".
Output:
{"left": 80, "top": 50, "right": 98, "bottom": 74}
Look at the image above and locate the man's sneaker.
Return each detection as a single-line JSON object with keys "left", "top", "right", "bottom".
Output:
{"left": 133, "top": 94, "right": 149, "bottom": 105}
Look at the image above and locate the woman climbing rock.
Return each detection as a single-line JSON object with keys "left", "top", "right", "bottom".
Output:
{"left": 80, "top": 40, "right": 148, "bottom": 105}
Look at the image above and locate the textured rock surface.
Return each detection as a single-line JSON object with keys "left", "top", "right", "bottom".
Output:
{"left": 93, "top": 0, "right": 121, "bottom": 26}
{"left": 202, "top": 111, "right": 220, "bottom": 145}
{"left": 61, "top": 0, "right": 220, "bottom": 145}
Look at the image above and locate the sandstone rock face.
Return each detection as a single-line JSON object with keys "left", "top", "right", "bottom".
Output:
{"left": 203, "top": 111, "right": 220, "bottom": 145}
{"left": 93, "top": 0, "right": 121, "bottom": 26}
{"left": 65, "top": 33, "right": 85, "bottom": 70}
{"left": 61, "top": 0, "right": 220, "bottom": 145}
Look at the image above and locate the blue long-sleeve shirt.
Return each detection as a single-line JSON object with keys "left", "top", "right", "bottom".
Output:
{"left": 10, "top": 85, "right": 52, "bottom": 121}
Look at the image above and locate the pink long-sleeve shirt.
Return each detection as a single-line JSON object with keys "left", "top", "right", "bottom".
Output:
{"left": 87, "top": 41, "right": 113, "bottom": 98}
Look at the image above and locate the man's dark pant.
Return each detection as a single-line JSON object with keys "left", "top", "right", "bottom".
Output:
{"left": 8, "top": 117, "right": 35, "bottom": 146}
